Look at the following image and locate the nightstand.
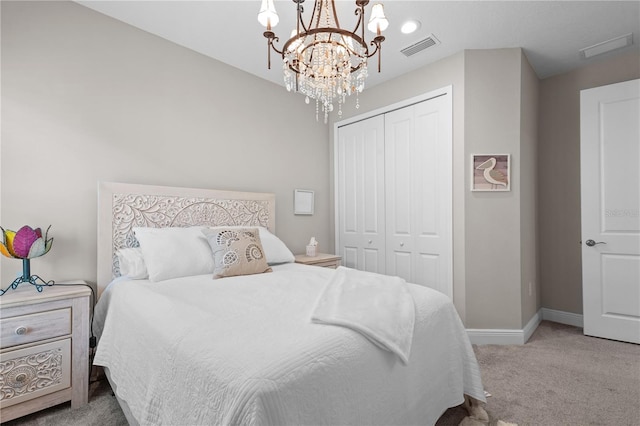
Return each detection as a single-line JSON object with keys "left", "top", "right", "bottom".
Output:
{"left": 295, "top": 253, "right": 342, "bottom": 269}
{"left": 0, "top": 283, "right": 91, "bottom": 422}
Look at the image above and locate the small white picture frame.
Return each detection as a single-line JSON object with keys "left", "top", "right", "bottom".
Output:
{"left": 294, "top": 189, "right": 314, "bottom": 215}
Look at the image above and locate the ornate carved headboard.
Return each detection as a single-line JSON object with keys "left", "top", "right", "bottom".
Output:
{"left": 97, "top": 182, "right": 276, "bottom": 297}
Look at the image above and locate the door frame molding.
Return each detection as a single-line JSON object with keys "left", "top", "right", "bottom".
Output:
{"left": 333, "top": 86, "right": 453, "bottom": 296}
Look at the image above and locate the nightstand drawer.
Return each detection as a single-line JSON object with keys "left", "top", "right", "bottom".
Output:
{"left": 0, "top": 309, "right": 71, "bottom": 349}
{"left": 312, "top": 260, "right": 341, "bottom": 269}
{"left": 0, "top": 339, "right": 71, "bottom": 408}
{"left": 295, "top": 253, "right": 342, "bottom": 269}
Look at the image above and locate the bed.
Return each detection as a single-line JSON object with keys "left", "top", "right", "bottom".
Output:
{"left": 93, "top": 182, "right": 486, "bottom": 425}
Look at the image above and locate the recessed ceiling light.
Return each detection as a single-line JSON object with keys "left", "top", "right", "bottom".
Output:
{"left": 401, "top": 20, "right": 421, "bottom": 35}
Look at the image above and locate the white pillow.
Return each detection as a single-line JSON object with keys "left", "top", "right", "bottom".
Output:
{"left": 116, "top": 247, "right": 148, "bottom": 279}
{"left": 133, "top": 226, "right": 215, "bottom": 282}
{"left": 257, "top": 227, "right": 295, "bottom": 265}
{"left": 206, "top": 226, "right": 294, "bottom": 265}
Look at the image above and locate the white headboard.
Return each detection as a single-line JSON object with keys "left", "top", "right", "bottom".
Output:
{"left": 97, "top": 182, "right": 276, "bottom": 298}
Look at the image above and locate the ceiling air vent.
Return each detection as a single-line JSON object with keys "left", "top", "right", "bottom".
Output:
{"left": 401, "top": 34, "right": 440, "bottom": 57}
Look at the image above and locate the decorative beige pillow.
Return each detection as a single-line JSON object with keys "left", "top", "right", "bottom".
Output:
{"left": 202, "top": 228, "right": 272, "bottom": 279}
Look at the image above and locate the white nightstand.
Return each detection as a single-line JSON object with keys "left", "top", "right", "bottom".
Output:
{"left": 295, "top": 253, "right": 342, "bottom": 269}
{"left": 0, "top": 282, "right": 91, "bottom": 422}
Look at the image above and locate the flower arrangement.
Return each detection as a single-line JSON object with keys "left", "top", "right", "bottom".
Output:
{"left": 0, "top": 225, "right": 54, "bottom": 295}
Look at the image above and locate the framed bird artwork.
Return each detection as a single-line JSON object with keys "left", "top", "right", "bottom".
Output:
{"left": 471, "top": 154, "right": 511, "bottom": 191}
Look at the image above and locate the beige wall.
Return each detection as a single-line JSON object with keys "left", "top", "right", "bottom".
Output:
{"left": 464, "top": 49, "right": 523, "bottom": 329}
{"left": 0, "top": 1, "right": 331, "bottom": 288}
{"left": 520, "top": 52, "right": 540, "bottom": 325}
{"left": 538, "top": 50, "right": 640, "bottom": 314}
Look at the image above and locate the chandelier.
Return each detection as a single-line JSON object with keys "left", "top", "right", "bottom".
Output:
{"left": 258, "top": 0, "right": 389, "bottom": 122}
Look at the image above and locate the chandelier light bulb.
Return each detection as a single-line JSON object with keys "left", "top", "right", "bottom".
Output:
{"left": 257, "top": 0, "right": 279, "bottom": 29}
{"left": 368, "top": 4, "right": 389, "bottom": 34}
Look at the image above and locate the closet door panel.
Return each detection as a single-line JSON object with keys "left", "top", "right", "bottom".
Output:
{"left": 385, "top": 107, "right": 415, "bottom": 282}
{"left": 392, "top": 251, "right": 413, "bottom": 281}
{"left": 414, "top": 104, "right": 439, "bottom": 236}
{"left": 342, "top": 139, "right": 359, "bottom": 234}
{"left": 362, "top": 130, "right": 382, "bottom": 235}
{"left": 413, "top": 96, "right": 452, "bottom": 294}
{"left": 412, "top": 98, "right": 443, "bottom": 289}
{"left": 363, "top": 248, "right": 382, "bottom": 273}
{"left": 342, "top": 246, "right": 358, "bottom": 269}
{"left": 416, "top": 254, "right": 439, "bottom": 290}
{"left": 336, "top": 115, "right": 385, "bottom": 273}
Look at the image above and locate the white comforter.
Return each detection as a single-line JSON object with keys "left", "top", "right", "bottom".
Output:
{"left": 94, "top": 263, "right": 484, "bottom": 426}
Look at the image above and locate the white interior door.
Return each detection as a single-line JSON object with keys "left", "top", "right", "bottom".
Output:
{"left": 581, "top": 79, "right": 640, "bottom": 344}
{"left": 385, "top": 95, "right": 452, "bottom": 296}
{"left": 336, "top": 115, "right": 386, "bottom": 273}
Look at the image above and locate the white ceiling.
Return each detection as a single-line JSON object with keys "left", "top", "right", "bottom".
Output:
{"left": 76, "top": 1, "right": 640, "bottom": 88}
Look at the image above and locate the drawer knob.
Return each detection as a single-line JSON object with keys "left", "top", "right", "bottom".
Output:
{"left": 15, "top": 373, "right": 27, "bottom": 383}
{"left": 15, "top": 326, "right": 28, "bottom": 335}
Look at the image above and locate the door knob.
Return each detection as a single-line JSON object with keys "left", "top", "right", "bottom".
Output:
{"left": 585, "top": 239, "right": 606, "bottom": 247}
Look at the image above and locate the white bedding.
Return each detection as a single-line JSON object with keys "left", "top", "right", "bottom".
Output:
{"left": 94, "top": 263, "right": 485, "bottom": 426}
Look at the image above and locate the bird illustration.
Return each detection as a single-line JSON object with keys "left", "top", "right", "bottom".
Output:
{"left": 476, "top": 157, "right": 508, "bottom": 189}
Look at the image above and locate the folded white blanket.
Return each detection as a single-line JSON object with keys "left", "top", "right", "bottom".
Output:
{"left": 311, "top": 266, "right": 416, "bottom": 364}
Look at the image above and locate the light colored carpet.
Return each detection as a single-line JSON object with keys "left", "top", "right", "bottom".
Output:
{"left": 3, "top": 321, "right": 638, "bottom": 425}
{"left": 437, "top": 321, "right": 640, "bottom": 425}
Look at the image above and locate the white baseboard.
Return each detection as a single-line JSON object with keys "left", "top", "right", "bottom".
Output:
{"left": 467, "top": 310, "right": 542, "bottom": 345}
{"left": 466, "top": 329, "right": 526, "bottom": 345}
{"left": 523, "top": 310, "right": 542, "bottom": 342}
{"left": 541, "top": 308, "right": 584, "bottom": 328}
{"left": 466, "top": 308, "right": 584, "bottom": 345}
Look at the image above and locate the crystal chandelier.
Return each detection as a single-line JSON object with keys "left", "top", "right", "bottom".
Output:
{"left": 258, "top": 0, "right": 389, "bottom": 123}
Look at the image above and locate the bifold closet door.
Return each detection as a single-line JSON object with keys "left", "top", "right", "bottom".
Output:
{"left": 336, "top": 90, "right": 452, "bottom": 297}
{"left": 385, "top": 96, "right": 452, "bottom": 295}
{"left": 336, "top": 115, "right": 386, "bottom": 273}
